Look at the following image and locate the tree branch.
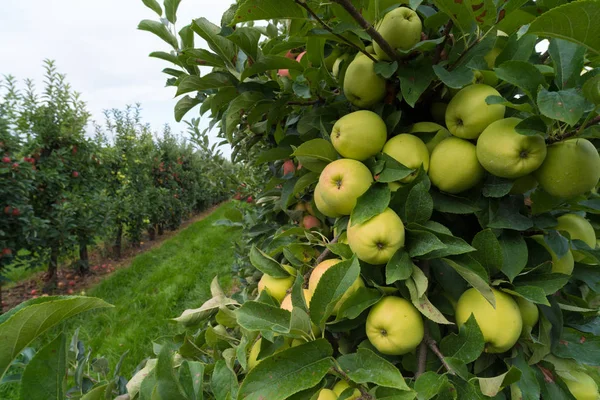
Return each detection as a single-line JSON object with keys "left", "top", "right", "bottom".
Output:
{"left": 432, "top": 20, "right": 454, "bottom": 65}
{"left": 546, "top": 113, "right": 600, "bottom": 144}
{"left": 294, "top": 0, "right": 378, "bottom": 63}
{"left": 331, "top": 0, "right": 401, "bottom": 62}
{"left": 425, "top": 334, "right": 455, "bottom": 375}
{"left": 315, "top": 233, "right": 341, "bottom": 265}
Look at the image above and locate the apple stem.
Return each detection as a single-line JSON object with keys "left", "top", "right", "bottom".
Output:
{"left": 330, "top": 0, "right": 401, "bottom": 62}
{"left": 294, "top": 0, "right": 378, "bottom": 63}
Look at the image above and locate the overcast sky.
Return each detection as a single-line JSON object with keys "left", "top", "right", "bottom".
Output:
{"left": 0, "top": 0, "right": 232, "bottom": 156}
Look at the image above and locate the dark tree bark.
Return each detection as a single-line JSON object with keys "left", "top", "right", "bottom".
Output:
{"left": 148, "top": 225, "right": 156, "bottom": 241}
{"left": 78, "top": 241, "right": 89, "bottom": 275}
{"left": 114, "top": 224, "right": 123, "bottom": 259}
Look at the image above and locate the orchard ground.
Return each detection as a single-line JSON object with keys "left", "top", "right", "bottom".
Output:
{"left": 0, "top": 202, "right": 241, "bottom": 399}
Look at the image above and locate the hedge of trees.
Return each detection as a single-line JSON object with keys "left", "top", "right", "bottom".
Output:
{"left": 0, "top": 60, "right": 237, "bottom": 296}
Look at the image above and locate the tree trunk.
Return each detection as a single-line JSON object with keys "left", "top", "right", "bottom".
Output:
{"left": 148, "top": 226, "right": 156, "bottom": 241}
{"left": 0, "top": 284, "right": 3, "bottom": 315}
{"left": 114, "top": 224, "right": 123, "bottom": 259}
{"left": 158, "top": 224, "right": 164, "bottom": 236}
{"left": 44, "top": 246, "right": 59, "bottom": 291}
{"left": 79, "top": 241, "right": 89, "bottom": 275}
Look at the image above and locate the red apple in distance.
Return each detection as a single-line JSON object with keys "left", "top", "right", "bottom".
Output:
{"left": 2, "top": 157, "right": 10, "bottom": 163}
{"left": 72, "top": 171, "right": 79, "bottom": 178}
{"left": 301, "top": 215, "right": 321, "bottom": 230}
{"left": 283, "top": 159, "right": 296, "bottom": 176}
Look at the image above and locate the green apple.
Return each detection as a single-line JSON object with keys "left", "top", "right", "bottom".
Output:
{"left": 314, "top": 183, "right": 342, "bottom": 218}
{"left": 430, "top": 102, "right": 448, "bottom": 125}
{"left": 455, "top": 288, "right": 522, "bottom": 353}
{"left": 331, "top": 111, "right": 388, "bottom": 161}
{"left": 556, "top": 213, "right": 597, "bottom": 262}
{"left": 333, "top": 381, "right": 361, "bottom": 400}
{"left": 366, "top": 296, "right": 424, "bottom": 355}
{"left": 383, "top": 134, "right": 430, "bottom": 183}
{"left": 474, "top": 70, "right": 499, "bottom": 86}
{"left": 484, "top": 46, "right": 502, "bottom": 69}
{"left": 316, "top": 388, "right": 338, "bottom": 400}
{"left": 510, "top": 174, "right": 538, "bottom": 195}
{"left": 373, "top": 7, "right": 422, "bottom": 60}
{"left": 324, "top": 47, "right": 342, "bottom": 71}
{"left": 347, "top": 208, "right": 405, "bottom": 265}
{"left": 428, "top": 137, "right": 485, "bottom": 194}
{"left": 535, "top": 138, "right": 600, "bottom": 199}
{"left": 257, "top": 265, "right": 296, "bottom": 303}
{"left": 343, "top": 54, "right": 387, "bottom": 108}
{"left": 318, "top": 159, "right": 373, "bottom": 215}
{"left": 248, "top": 337, "right": 291, "bottom": 370}
{"left": 515, "top": 297, "right": 539, "bottom": 336}
{"left": 445, "top": 84, "right": 506, "bottom": 139}
{"left": 409, "top": 122, "right": 452, "bottom": 153}
{"left": 562, "top": 370, "right": 599, "bottom": 400}
{"left": 280, "top": 288, "right": 313, "bottom": 312}
{"left": 476, "top": 118, "right": 547, "bottom": 179}
{"left": 308, "top": 259, "right": 365, "bottom": 314}
{"left": 531, "top": 235, "right": 575, "bottom": 275}
{"left": 388, "top": 181, "right": 402, "bottom": 192}
{"left": 333, "top": 53, "right": 352, "bottom": 79}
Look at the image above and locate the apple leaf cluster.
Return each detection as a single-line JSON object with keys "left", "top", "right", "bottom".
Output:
{"left": 132, "top": 0, "right": 600, "bottom": 399}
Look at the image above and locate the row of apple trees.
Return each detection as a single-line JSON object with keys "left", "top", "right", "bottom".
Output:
{"left": 0, "top": 60, "right": 237, "bottom": 293}
{"left": 128, "top": 0, "right": 600, "bottom": 399}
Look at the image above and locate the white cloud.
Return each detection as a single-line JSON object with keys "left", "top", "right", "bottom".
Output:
{"left": 0, "top": 0, "right": 232, "bottom": 156}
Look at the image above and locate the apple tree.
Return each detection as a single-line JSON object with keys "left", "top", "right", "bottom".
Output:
{"left": 136, "top": 0, "right": 599, "bottom": 398}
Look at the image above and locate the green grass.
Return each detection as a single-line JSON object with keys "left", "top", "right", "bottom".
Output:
{"left": 0, "top": 202, "right": 240, "bottom": 398}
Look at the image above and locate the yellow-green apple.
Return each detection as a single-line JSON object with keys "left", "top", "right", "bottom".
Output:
{"left": 333, "top": 381, "right": 361, "bottom": 400}
{"left": 308, "top": 259, "right": 365, "bottom": 314}
{"left": 366, "top": 296, "right": 424, "bottom": 355}
{"left": 347, "top": 208, "right": 405, "bottom": 265}
{"left": 324, "top": 47, "right": 342, "bottom": 71}
{"left": 280, "top": 288, "right": 313, "bottom": 312}
{"left": 331, "top": 111, "right": 387, "bottom": 161}
{"left": 343, "top": 54, "right": 387, "bottom": 108}
{"left": 531, "top": 235, "right": 575, "bottom": 275}
{"left": 333, "top": 53, "right": 352, "bottom": 79}
{"left": 535, "top": 138, "right": 600, "bottom": 199}
{"left": 510, "top": 174, "right": 538, "bottom": 194}
{"left": 430, "top": 102, "right": 448, "bottom": 125}
{"left": 388, "top": 181, "right": 402, "bottom": 192}
{"left": 556, "top": 214, "right": 597, "bottom": 262}
{"left": 476, "top": 118, "right": 547, "bottom": 179}
{"left": 473, "top": 70, "right": 499, "bottom": 86}
{"left": 561, "top": 370, "right": 599, "bottom": 400}
{"left": 314, "top": 183, "right": 342, "bottom": 218}
{"left": 515, "top": 297, "right": 539, "bottom": 336}
{"left": 428, "top": 137, "right": 485, "bottom": 194}
{"left": 316, "top": 388, "right": 338, "bottom": 400}
{"left": 373, "top": 7, "right": 422, "bottom": 60}
{"left": 409, "top": 122, "right": 452, "bottom": 153}
{"left": 484, "top": 46, "right": 502, "bottom": 69}
{"left": 445, "top": 84, "right": 505, "bottom": 139}
{"left": 257, "top": 265, "right": 296, "bottom": 303}
{"left": 455, "top": 288, "right": 522, "bottom": 353}
{"left": 247, "top": 337, "right": 291, "bottom": 370}
{"left": 318, "top": 159, "right": 373, "bottom": 215}
{"left": 383, "top": 134, "right": 430, "bottom": 183}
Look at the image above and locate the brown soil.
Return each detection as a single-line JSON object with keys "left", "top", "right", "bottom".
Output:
{"left": 0, "top": 203, "right": 225, "bottom": 313}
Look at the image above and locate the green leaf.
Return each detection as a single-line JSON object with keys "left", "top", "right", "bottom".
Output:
{"left": 179, "top": 361, "right": 204, "bottom": 400}
{"left": 233, "top": 0, "right": 305, "bottom": 23}
{"left": 515, "top": 116, "right": 548, "bottom": 136}
{"left": 149, "top": 51, "right": 179, "bottom": 64}
{"left": 572, "top": 263, "right": 600, "bottom": 292}
{"left": 413, "top": 224, "right": 477, "bottom": 260}
{"left": 485, "top": 197, "right": 533, "bottom": 231}
{"left": 514, "top": 273, "right": 570, "bottom": 295}
{"left": 440, "top": 314, "right": 485, "bottom": 363}
{"left": 156, "top": 345, "right": 187, "bottom": 400}
{"left": 249, "top": 246, "right": 289, "bottom": 277}
{"left": 386, "top": 249, "right": 414, "bottom": 285}
{"left": 0, "top": 296, "right": 112, "bottom": 380}
{"left": 237, "top": 340, "right": 333, "bottom": 400}
{"left": 338, "top": 348, "right": 411, "bottom": 391}
{"left": 378, "top": 154, "right": 415, "bottom": 183}
{"left": 505, "top": 285, "right": 550, "bottom": 306}
{"left": 537, "top": 87, "right": 587, "bottom": 126}
{"left": 164, "top": 0, "right": 181, "bottom": 24}
{"left": 431, "top": 191, "right": 481, "bottom": 214}
{"left": 20, "top": 332, "right": 66, "bottom": 400}
{"left": 375, "top": 61, "right": 399, "bottom": 79}
{"left": 236, "top": 301, "right": 291, "bottom": 334}
{"left": 406, "top": 277, "right": 453, "bottom": 324}
{"left": 241, "top": 55, "right": 304, "bottom": 81}
{"left": 496, "top": 34, "right": 537, "bottom": 66}
{"left": 375, "top": 387, "right": 418, "bottom": 400}
{"left": 511, "top": 352, "right": 541, "bottom": 400}
{"left": 336, "top": 287, "right": 383, "bottom": 321}
{"left": 482, "top": 175, "right": 514, "bottom": 198}
{"left": 398, "top": 60, "right": 436, "bottom": 107}
{"left": 432, "top": 65, "right": 474, "bottom": 89}
{"left": 498, "top": 230, "right": 528, "bottom": 282}
{"left": 471, "top": 229, "right": 503, "bottom": 273}
{"left": 405, "top": 181, "right": 433, "bottom": 224}
{"left": 192, "top": 18, "right": 236, "bottom": 66}
{"left": 327, "top": 243, "right": 354, "bottom": 260}
{"left": 176, "top": 72, "right": 235, "bottom": 96}
{"left": 174, "top": 95, "right": 201, "bottom": 122}
{"left": 549, "top": 39, "right": 586, "bottom": 89}
{"left": 212, "top": 360, "right": 238, "bottom": 400}
{"left": 225, "top": 91, "right": 264, "bottom": 140}
{"left": 180, "top": 49, "right": 226, "bottom": 68}
{"left": 406, "top": 230, "right": 447, "bottom": 258}
{"left": 227, "top": 27, "right": 261, "bottom": 61}
{"left": 582, "top": 75, "right": 600, "bottom": 105}
{"left": 485, "top": 95, "right": 534, "bottom": 113}
{"left": 293, "top": 172, "right": 319, "bottom": 196}
{"left": 495, "top": 61, "right": 547, "bottom": 100}
{"left": 80, "top": 384, "right": 108, "bottom": 400}
{"left": 351, "top": 184, "right": 391, "bottom": 226}
{"left": 553, "top": 328, "right": 600, "bottom": 366}
{"left": 443, "top": 256, "right": 494, "bottom": 307}
{"left": 138, "top": 20, "right": 179, "bottom": 49}
{"left": 433, "top": 0, "right": 477, "bottom": 35}
{"left": 528, "top": 0, "right": 600, "bottom": 55}
{"left": 414, "top": 372, "right": 448, "bottom": 400}
{"left": 310, "top": 257, "right": 361, "bottom": 327}
{"left": 142, "top": 0, "right": 162, "bottom": 16}
{"left": 292, "top": 139, "right": 338, "bottom": 173}
{"left": 478, "top": 366, "right": 521, "bottom": 397}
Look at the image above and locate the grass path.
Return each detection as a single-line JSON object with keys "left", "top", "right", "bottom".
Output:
{"left": 1, "top": 202, "right": 240, "bottom": 398}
